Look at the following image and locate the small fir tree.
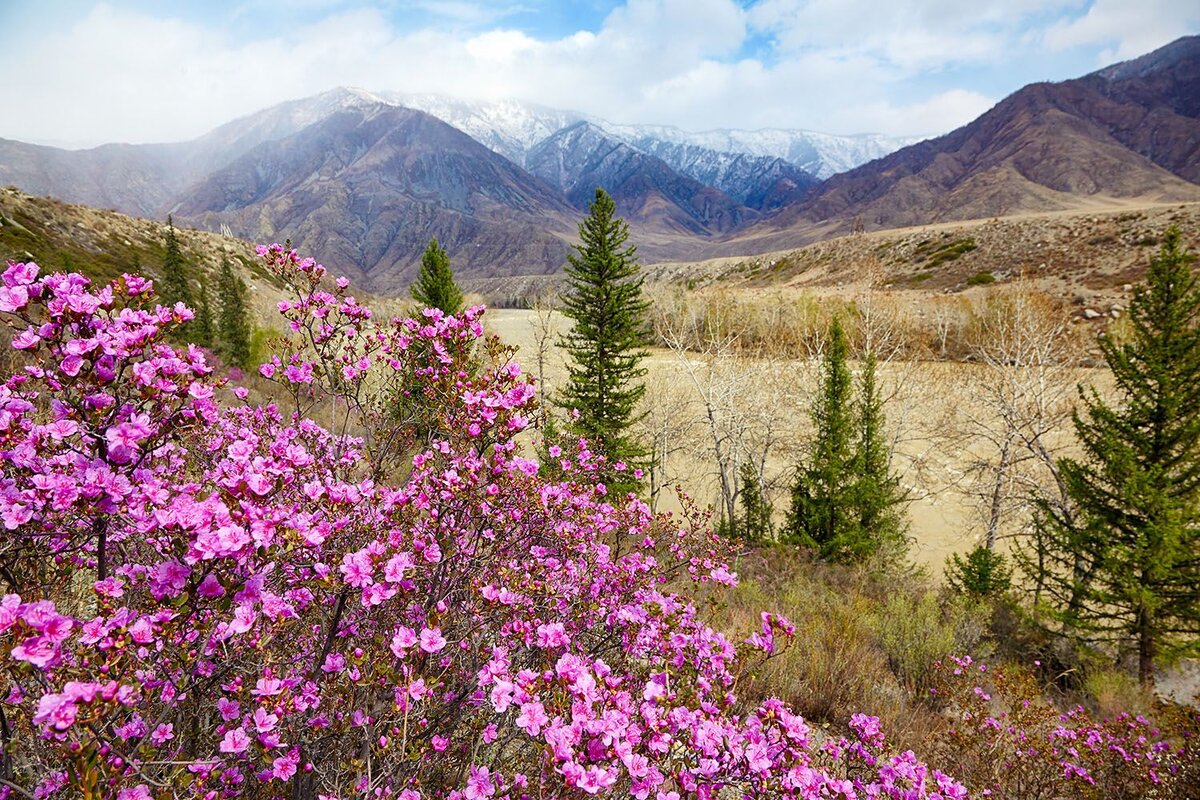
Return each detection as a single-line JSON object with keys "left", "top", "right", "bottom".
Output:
{"left": 1028, "top": 228, "right": 1200, "bottom": 688}
{"left": 555, "top": 188, "right": 649, "bottom": 485}
{"left": 411, "top": 238, "right": 464, "bottom": 315}
{"left": 737, "top": 461, "right": 774, "bottom": 543}
{"left": 216, "top": 257, "right": 252, "bottom": 370}
{"left": 193, "top": 280, "right": 215, "bottom": 349}
{"left": 786, "top": 321, "right": 907, "bottom": 562}
{"left": 161, "top": 216, "right": 193, "bottom": 310}
{"left": 945, "top": 546, "right": 1012, "bottom": 599}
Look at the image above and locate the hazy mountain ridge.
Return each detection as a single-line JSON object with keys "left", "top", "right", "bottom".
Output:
{"left": 382, "top": 93, "right": 913, "bottom": 180}
{"left": 0, "top": 37, "right": 1198, "bottom": 289}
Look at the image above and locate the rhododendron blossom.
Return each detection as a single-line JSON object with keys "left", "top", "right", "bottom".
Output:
{"left": 0, "top": 248, "right": 983, "bottom": 798}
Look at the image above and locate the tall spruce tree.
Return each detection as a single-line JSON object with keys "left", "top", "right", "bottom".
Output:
{"left": 556, "top": 188, "right": 649, "bottom": 482}
{"left": 216, "top": 257, "right": 252, "bottom": 370}
{"left": 786, "top": 317, "right": 859, "bottom": 558}
{"left": 161, "top": 216, "right": 193, "bottom": 309}
{"left": 786, "top": 320, "right": 907, "bottom": 561}
{"left": 851, "top": 350, "right": 907, "bottom": 554}
{"left": 411, "top": 238, "right": 464, "bottom": 315}
{"left": 1028, "top": 228, "right": 1200, "bottom": 688}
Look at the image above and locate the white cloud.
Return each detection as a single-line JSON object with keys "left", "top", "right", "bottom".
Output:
{"left": 747, "top": 0, "right": 1080, "bottom": 70}
{"left": 1042, "top": 0, "right": 1200, "bottom": 61}
{"left": 0, "top": 0, "right": 1194, "bottom": 147}
{"left": 841, "top": 88, "right": 997, "bottom": 137}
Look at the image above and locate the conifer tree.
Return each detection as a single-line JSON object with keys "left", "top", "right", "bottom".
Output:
{"left": 786, "top": 318, "right": 859, "bottom": 558}
{"left": 161, "top": 216, "right": 193, "bottom": 310}
{"left": 194, "top": 280, "right": 215, "bottom": 349}
{"left": 411, "top": 238, "right": 464, "bottom": 315}
{"left": 216, "top": 257, "right": 252, "bottom": 370}
{"left": 851, "top": 350, "right": 907, "bottom": 553}
{"left": 1029, "top": 228, "right": 1200, "bottom": 688}
{"left": 737, "top": 462, "right": 774, "bottom": 543}
{"left": 555, "top": 188, "right": 649, "bottom": 483}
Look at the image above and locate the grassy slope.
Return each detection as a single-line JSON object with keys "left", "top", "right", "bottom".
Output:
{"left": 0, "top": 187, "right": 280, "bottom": 304}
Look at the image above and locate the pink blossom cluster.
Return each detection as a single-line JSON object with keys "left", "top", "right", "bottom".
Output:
{"left": 0, "top": 249, "right": 968, "bottom": 798}
{"left": 929, "top": 656, "right": 1198, "bottom": 798}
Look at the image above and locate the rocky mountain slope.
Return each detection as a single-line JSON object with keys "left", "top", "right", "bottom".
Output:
{"left": 525, "top": 122, "right": 753, "bottom": 237}
{"left": 171, "top": 105, "right": 578, "bottom": 292}
{"left": 388, "top": 93, "right": 913, "bottom": 180}
{"left": 738, "top": 35, "right": 1200, "bottom": 250}
{"left": 715, "top": 203, "right": 1200, "bottom": 299}
{"left": 2, "top": 38, "right": 1198, "bottom": 290}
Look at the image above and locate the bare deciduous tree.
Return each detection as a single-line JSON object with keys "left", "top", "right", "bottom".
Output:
{"left": 655, "top": 290, "right": 806, "bottom": 534}
{"left": 945, "top": 283, "right": 1083, "bottom": 557}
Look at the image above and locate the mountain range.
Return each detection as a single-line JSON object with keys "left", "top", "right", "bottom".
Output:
{"left": 1, "top": 35, "right": 1198, "bottom": 290}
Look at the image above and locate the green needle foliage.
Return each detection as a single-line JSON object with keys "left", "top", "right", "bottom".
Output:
{"left": 194, "top": 280, "right": 215, "bottom": 349}
{"left": 160, "top": 215, "right": 193, "bottom": 310}
{"left": 555, "top": 188, "right": 649, "bottom": 486}
{"left": 738, "top": 462, "right": 774, "bottom": 543}
{"left": 786, "top": 319, "right": 907, "bottom": 562}
{"left": 787, "top": 318, "right": 859, "bottom": 557}
{"left": 852, "top": 350, "right": 908, "bottom": 554}
{"left": 411, "top": 238, "right": 464, "bottom": 315}
{"left": 945, "top": 546, "right": 1013, "bottom": 599}
{"left": 1027, "top": 228, "right": 1200, "bottom": 688}
{"left": 216, "top": 257, "right": 252, "bottom": 370}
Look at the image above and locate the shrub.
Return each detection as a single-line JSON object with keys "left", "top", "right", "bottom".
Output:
{"left": 871, "top": 592, "right": 988, "bottom": 700}
{"left": 917, "top": 237, "right": 977, "bottom": 270}
{"left": 926, "top": 656, "right": 1200, "bottom": 799}
{"left": 966, "top": 270, "right": 995, "bottom": 286}
{"left": 0, "top": 248, "right": 966, "bottom": 799}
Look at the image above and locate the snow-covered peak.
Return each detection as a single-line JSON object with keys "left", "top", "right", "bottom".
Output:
{"left": 371, "top": 93, "right": 924, "bottom": 179}
{"left": 381, "top": 93, "right": 585, "bottom": 165}
{"left": 199, "top": 88, "right": 927, "bottom": 182}
{"left": 195, "top": 87, "right": 396, "bottom": 158}
{"left": 602, "top": 122, "right": 924, "bottom": 179}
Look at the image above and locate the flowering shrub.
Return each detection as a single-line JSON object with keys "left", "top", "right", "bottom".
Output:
{"left": 0, "top": 247, "right": 972, "bottom": 798}
{"left": 925, "top": 656, "right": 1200, "bottom": 799}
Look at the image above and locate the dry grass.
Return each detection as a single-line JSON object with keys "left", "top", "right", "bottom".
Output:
{"left": 701, "top": 549, "right": 966, "bottom": 751}
{"left": 648, "top": 280, "right": 1093, "bottom": 364}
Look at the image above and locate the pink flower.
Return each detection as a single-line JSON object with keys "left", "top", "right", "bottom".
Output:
{"left": 150, "top": 723, "right": 174, "bottom": 746}
{"left": 516, "top": 701, "right": 549, "bottom": 736}
{"left": 11, "top": 636, "right": 60, "bottom": 668}
{"left": 0, "top": 285, "right": 30, "bottom": 313}
{"left": 535, "top": 622, "right": 570, "bottom": 648}
{"left": 390, "top": 627, "right": 417, "bottom": 658}
{"left": 11, "top": 329, "right": 39, "bottom": 350}
{"left": 220, "top": 727, "right": 250, "bottom": 754}
{"left": 2, "top": 261, "right": 38, "bottom": 286}
{"left": 464, "top": 765, "right": 496, "bottom": 800}
{"left": 254, "top": 706, "right": 279, "bottom": 733}
{"left": 272, "top": 748, "right": 300, "bottom": 781}
{"left": 0, "top": 594, "right": 20, "bottom": 634}
{"left": 198, "top": 574, "right": 225, "bottom": 598}
{"left": 419, "top": 627, "right": 447, "bottom": 653}
{"left": 33, "top": 693, "right": 76, "bottom": 730}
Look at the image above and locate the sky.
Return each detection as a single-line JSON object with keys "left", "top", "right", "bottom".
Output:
{"left": 1, "top": 0, "right": 1197, "bottom": 148}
